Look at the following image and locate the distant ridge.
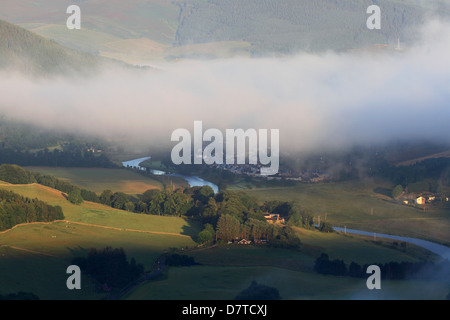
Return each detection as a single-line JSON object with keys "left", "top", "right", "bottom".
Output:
{"left": 1, "top": 0, "right": 449, "bottom": 62}
{"left": 0, "top": 19, "right": 120, "bottom": 76}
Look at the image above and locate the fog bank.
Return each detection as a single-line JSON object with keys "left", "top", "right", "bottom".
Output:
{"left": 0, "top": 19, "right": 449, "bottom": 155}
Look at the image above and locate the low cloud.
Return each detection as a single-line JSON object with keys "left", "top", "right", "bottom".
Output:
{"left": 0, "top": 19, "right": 449, "bottom": 155}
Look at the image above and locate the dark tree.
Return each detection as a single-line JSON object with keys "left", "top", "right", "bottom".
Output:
{"left": 234, "top": 281, "right": 281, "bottom": 300}
{"left": 68, "top": 189, "right": 83, "bottom": 205}
{"left": 71, "top": 247, "right": 144, "bottom": 289}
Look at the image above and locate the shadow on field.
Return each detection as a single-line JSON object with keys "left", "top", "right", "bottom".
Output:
{"left": 181, "top": 220, "right": 200, "bottom": 240}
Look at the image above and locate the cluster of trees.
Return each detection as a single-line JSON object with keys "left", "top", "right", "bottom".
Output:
{"left": 391, "top": 180, "right": 443, "bottom": 200}
{"left": 0, "top": 117, "right": 62, "bottom": 151}
{"left": 0, "top": 189, "right": 64, "bottom": 231}
{"left": 314, "top": 253, "right": 450, "bottom": 280}
{"left": 0, "top": 164, "right": 312, "bottom": 248}
{"left": 197, "top": 223, "right": 216, "bottom": 244}
{"left": 0, "top": 117, "right": 115, "bottom": 168}
{"left": 71, "top": 247, "right": 144, "bottom": 289}
{"left": 234, "top": 281, "right": 281, "bottom": 300}
{"left": 0, "top": 147, "right": 116, "bottom": 168}
{"left": 264, "top": 200, "right": 315, "bottom": 230}
{"left": 0, "top": 163, "right": 36, "bottom": 184}
{"left": 317, "top": 221, "right": 334, "bottom": 233}
{"left": 391, "top": 184, "right": 404, "bottom": 198}
{"left": 215, "top": 214, "right": 302, "bottom": 249}
{"left": 122, "top": 186, "right": 307, "bottom": 248}
{"left": 377, "top": 158, "right": 450, "bottom": 190}
{"left": 313, "top": 253, "right": 347, "bottom": 276}
{"left": 129, "top": 187, "right": 303, "bottom": 248}
{"left": 68, "top": 189, "right": 84, "bottom": 205}
{"left": 0, "top": 164, "right": 100, "bottom": 204}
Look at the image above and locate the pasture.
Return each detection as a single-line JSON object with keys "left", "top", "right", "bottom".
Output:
{"left": 243, "top": 179, "right": 450, "bottom": 245}
{"left": 24, "top": 166, "right": 163, "bottom": 195}
{"left": 0, "top": 182, "right": 199, "bottom": 299}
{"left": 124, "top": 264, "right": 448, "bottom": 300}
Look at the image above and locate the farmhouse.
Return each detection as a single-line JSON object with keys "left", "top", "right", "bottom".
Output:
{"left": 238, "top": 239, "right": 252, "bottom": 245}
{"left": 415, "top": 196, "right": 426, "bottom": 205}
{"left": 264, "top": 213, "right": 285, "bottom": 225}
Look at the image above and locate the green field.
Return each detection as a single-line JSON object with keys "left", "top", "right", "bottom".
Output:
{"left": 242, "top": 179, "right": 450, "bottom": 246}
{"left": 189, "top": 230, "right": 428, "bottom": 268}
{"left": 0, "top": 182, "right": 199, "bottom": 299}
{"left": 0, "top": 222, "right": 194, "bottom": 299}
{"left": 124, "top": 222, "right": 444, "bottom": 300}
{"left": 0, "top": 180, "right": 447, "bottom": 300}
{"left": 25, "top": 167, "right": 163, "bottom": 195}
{"left": 125, "top": 264, "right": 448, "bottom": 300}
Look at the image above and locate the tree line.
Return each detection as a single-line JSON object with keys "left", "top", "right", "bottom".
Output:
{"left": 0, "top": 147, "right": 116, "bottom": 168}
{"left": 0, "top": 164, "right": 100, "bottom": 204}
{"left": 0, "top": 189, "right": 64, "bottom": 231}
{"left": 314, "top": 253, "right": 450, "bottom": 281}
{"left": 376, "top": 158, "right": 450, "bottom": 190}
{"left": 0, "top": 117, "right": 115, "bottom": 168}
{"left": 215, "top": 214, "right": 302, "bottom": 248}
{"left": 71, "top": 247, "right": 144, "bottom": 290}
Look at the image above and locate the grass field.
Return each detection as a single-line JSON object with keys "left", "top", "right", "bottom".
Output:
{"left": 0, "top": 181, "right": 446, "bottom": 299}
{"left": 0, "top": 222, "right": 194, "bottom": 299}
{"left": 0, "top": 182, "right": 199, "bottom": 299}
{"left": 125, "top": 223, "right": 444, "bottom": 300}
{"left": 187, "top": 231, "right": 428, "bottom": 273}
{"left": 124, "top": 264, "right": 449, "bottom": 300}
{"left": 242, "top": 179, "right": 450, "bottom": 246}
{"left": 25, "top": 167, "right": 163, "bottom": 195}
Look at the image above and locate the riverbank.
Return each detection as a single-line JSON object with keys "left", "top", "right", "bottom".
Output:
{"left": 122, "top": 157, "right": 450, "bottom": 260}
{"left": 122, "top": 156, "right": 219, "bottom": 193}
{"left": 333, "top": 226, "right": 450, "bottom": 260}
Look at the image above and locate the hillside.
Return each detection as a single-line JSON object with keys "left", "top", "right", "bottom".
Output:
{"left": 0, "top": 181, "right": 198, "bottom": 299}
{"left": 0, "top": 181, "right": 198, "bottom": 235}
{"left": 0, "top": 19, "right": 124, "bottom": 76}
{"left": 175, "top": 0, "right": 450, "bottom": 54}
{"left": 0, "top": 19, "right": 99, "bottom": 75}
{"left": 24, "top": 167, "right": 163, "bottom": 195}
{"left": 1, "top": 0, "right": 449, "bottom": 63}
{"left": 0, "top": 180, "right": 447, "bottom": 300}
{"left": 0, "top": 0, "right": 180, "bottom": 65}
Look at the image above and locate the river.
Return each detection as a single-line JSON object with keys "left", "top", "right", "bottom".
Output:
{"left": 122, "top": 156, "right": 219, "bottom": 193}
{"left": 333, "top": 226, "right": 450, "bottom": 260}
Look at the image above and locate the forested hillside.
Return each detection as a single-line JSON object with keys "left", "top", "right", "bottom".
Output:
{"left": 0, "top": 117, "right": 117, "bottom": 168}
{"left": 0, "top": 19, "right": 111, "bottom": 75}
